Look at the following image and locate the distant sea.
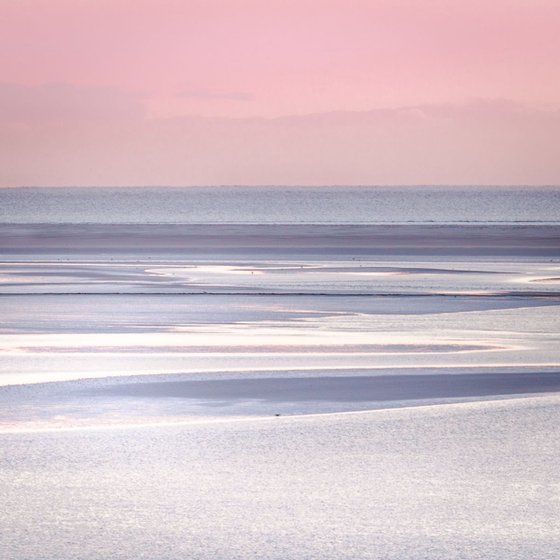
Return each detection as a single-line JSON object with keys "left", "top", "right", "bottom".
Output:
{"left": 1, "top": 186, "right": 559, "bottom": 225}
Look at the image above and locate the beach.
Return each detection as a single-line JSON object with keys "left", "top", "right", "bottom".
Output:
{"left": 2, "top": 397, "right": 559, "bottom": 559}
{"left": 1, "top": 218, "right": 559, "bottom": 558}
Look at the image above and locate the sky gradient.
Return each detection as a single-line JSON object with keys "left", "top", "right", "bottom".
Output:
{"left": 1, "top": 0, "right": 559, "bottom": 186}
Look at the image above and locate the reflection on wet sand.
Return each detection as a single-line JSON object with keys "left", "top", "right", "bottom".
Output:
{"left": 0, "top": 223, "right": 558, "bottom": 428}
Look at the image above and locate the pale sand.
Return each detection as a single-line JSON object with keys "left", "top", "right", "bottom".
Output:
{"left": 1, "top": 396, "right": 559, "bottom": 559}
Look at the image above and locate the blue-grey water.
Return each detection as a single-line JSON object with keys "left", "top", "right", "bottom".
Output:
{"left": 1, "top": 186, "right": 559, "bottom": 224}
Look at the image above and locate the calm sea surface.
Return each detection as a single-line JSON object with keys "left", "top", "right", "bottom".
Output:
{"left": 1, "top": 186, "right": 559, "bottom": 224}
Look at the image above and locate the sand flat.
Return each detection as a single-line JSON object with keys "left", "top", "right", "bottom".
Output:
{"left": 1, "top": 396, "right": 559, "bottom": 559}
{"left": 1, "top": 221, "right": 559, "bottom": 558}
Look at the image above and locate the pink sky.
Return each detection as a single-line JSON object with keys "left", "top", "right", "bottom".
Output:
{"left": 1, "top": 0, "right": 559, "bottom": 186}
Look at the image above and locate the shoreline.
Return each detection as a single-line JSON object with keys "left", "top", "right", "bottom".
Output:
{"left": 1, "top": 370, "right": 559, "bottom": 433}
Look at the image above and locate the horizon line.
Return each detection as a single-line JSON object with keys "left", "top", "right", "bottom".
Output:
{"left": 3, "top": 184, "right": 560, "bottom": 189}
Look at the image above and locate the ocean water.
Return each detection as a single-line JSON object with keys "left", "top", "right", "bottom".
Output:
{"left": 1, "top": 186, "right": 559, "bottom": 224}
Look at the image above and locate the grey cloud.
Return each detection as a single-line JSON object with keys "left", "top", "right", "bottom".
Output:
{"left": 177, "top": 89, "right": 253, "bottom": 101}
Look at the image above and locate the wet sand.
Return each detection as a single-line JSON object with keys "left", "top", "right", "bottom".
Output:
{"left": 1, "top": 222, "right": 559, "bottom": 420}
{"left": 1, "top": 220, "right": 559, "bottom": 559}
{"left": 97, "top": 372, "right": 560, "bottom": 404}
{"left": 2, "top": 223, "right": 559, "bottom": 257}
